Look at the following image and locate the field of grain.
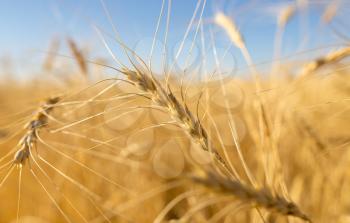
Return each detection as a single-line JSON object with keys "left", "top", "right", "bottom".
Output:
{"left": 0, "top": 1, "right": 349, "bottom": 223}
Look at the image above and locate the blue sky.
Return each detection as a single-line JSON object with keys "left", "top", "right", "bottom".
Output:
{"left": 0, "top": 0, "right": 347, "bottom": 76}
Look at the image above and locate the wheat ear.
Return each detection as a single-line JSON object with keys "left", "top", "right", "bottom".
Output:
{"left": 191, "top": 171, "right": 311, "bottom": 222}
{"left": 67, "top": 38, "right": 88, "bottom": 76}
{"left": 13, "top": 96, "right": 60, "bottom": 166}
{"left": 119, "top": 67, "right": 229, "bottom": 170}
{"left": 298, "top": 47, "right": 350, "bottom": 77}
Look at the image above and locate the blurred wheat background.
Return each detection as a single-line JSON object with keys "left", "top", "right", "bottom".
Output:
{"left": 0, "top": 0, "right": 349, "bottom": 223}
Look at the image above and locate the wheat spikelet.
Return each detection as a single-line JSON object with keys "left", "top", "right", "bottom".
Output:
{"left": 192, "top": 171, "right": 311, "bottom": 222}
{"left": 298, "top": 47, "right": 350, "bottom": 77}
{"left": 214, "top": 12, "right": 245, "bottom": 49}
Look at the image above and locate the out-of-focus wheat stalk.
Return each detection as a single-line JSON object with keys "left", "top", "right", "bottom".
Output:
{"left": 272, "top": 4, "right": 296, "bottom": 78}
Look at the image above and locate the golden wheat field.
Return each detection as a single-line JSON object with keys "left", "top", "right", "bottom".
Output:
{"left": 0, "top": 1, "right": 349, "bottom": 223}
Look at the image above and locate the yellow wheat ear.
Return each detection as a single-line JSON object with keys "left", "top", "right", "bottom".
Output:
{"left": 214, "top": 12, "right": 245, "bottom": 49}
{"left": 13, "top": 96, "right": 61, "bottom": 166}
{"left": 67, "top": 38, "right": 88, "bottom": 76}
{"left": 299, "top": 47, "right": 350, "bottom": 77}
{"left": 278, "top": 5, "right": 296, "bottom": 28}
{"left": 192, "top": 171, "right": 311, "bottom": 222}
{"left": 322, "top": 1, "right": 339, "bottom": 24}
